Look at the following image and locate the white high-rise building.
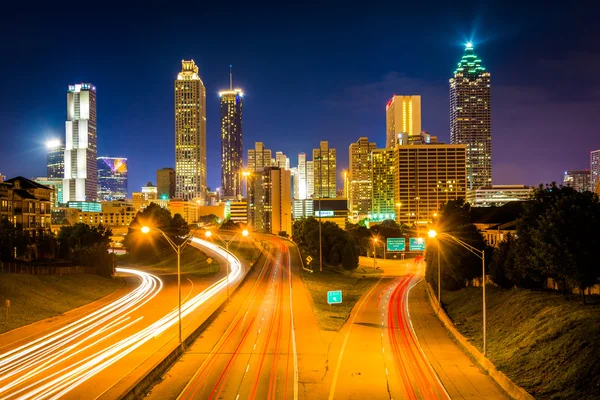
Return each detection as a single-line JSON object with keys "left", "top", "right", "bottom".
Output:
{"left": 175, "top": 60, "right": 207, "bottom": 203}
{"left": 63, "top": 83, "right": 98, "bottom": 202}
{"left": 297, "top": 153, "right": 307, "bottom": 200}
{"left": 591, "top": 150, "right": 600, "bottom": 192}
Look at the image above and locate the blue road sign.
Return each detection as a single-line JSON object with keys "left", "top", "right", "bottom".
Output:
{"left": 409, "top": 237, "right": 426, "bottom": 251}
{"left": 327, "top": 290, "right": 343, "bottom": 304}
{"left": 387, "top": 237, "right": 406, "bottom": 252}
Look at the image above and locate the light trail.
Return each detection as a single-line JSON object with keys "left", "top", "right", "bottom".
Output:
{"left": 0, "top": 238, "right": 242, "bottom": 400}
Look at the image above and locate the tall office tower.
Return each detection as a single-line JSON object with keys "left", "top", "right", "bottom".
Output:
{"left": 247, "top": 142, "right": 272, "bottom": 230}
{"left": 219, "top": 68, "right": 243, "bottom": 199}
{"left": 450, "top": 43, "right": 492, "bottom": 190}
{"left": 157, "top": 168, "right": 176, "bottom": 199}
{"left": 261, "top": 167, "right": 292, "bottom": 236}
{"left": 370, "top": 149, "right": 395, "bottom": 222}
{"left": 385, "top": 95, "right": 421, "bottom": 149}
{"left": 395, "top": 143, "right": 467, "bottom": 225}
{"left": 297, "top": 153, "right": 307, "bottom": 199}
{"left": 175, "top": 60, "right": 207, "bottom": 203}
{"left": 97, "top": 157, "right": 128, "bottom": 201}
{"left": 291, "top": 167, "right": 299, "bottom": 199}
{"left": 591, "top": 150, "right": 600, "bottom": 192}
{"left": 275, "top": 151, "right": 290, "bottom": 170}
{"left": 248, "top": 142, "right": 272, "bottom": 172}
{"left": 63, "top": 83, "right": 97, "bottom": 202}
{"left": 313, "top": 141, "right": 336, "bottom": 198}
{"left": 563, "top": 170, "right": 590, "bottom": 192}
{"left": 46, "top": 139, "right": 65, "bottom": 179}
{"left": 306, "top": 160, "right": 314, "bottom": 198}
{"left": 348, "top": 137, "right": 376, "bottom": 218}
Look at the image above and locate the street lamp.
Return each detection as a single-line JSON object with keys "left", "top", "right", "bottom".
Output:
{"left": 372, "top": 237, "right": 380, "bottom": 269}
{"left": 428, "top": 229, "right": 488, "bottom": 356}
{"left": 141, "top": 225, "right": 198, "bottom": 345}
{"left": 242, "top": 170, "right": 251, "bottom": 198}
{"left": 204, "top": 229, "right": 249, "bottom": 300}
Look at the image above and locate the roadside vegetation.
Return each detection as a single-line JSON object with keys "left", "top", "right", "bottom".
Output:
{"left": 442, "top": 287, "right": 600, "bottom": 399}
{"left": 300, "top": 267, "right": 379, "bottom": 331}
{"left": 0, "top": 274, "right": 123, "bottom": 334}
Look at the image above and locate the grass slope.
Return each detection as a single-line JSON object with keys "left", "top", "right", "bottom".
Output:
{"left": 442, "top": 287, "right": 600, "bottom": 399}
{"left": 301, "top": 267, "right": 379, "bottom": 331}
{"left": 0, "top": 274, "right": 123, "bottom": 334}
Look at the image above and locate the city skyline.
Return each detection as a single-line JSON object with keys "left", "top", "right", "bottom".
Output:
{"left": 1, "top": 5, "right": 599, "bottom": 194}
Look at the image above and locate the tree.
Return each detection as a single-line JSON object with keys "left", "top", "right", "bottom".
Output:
{"left": 342, "top": 239, "right": 359, "bottom": 270}
{"left": 425, "top": 199, "right": 489, "bottom": 290}
{"left": 0, "top": 217, "right": 16, "bottom": 261}
{"left": 278, "top": 231, "right": 289, "bottom": 238}
{"left": 518, "top": 186, "right": 600, "bottom": 303}
{"left": 489, "top": 233, "right": 517, "bottom": 289}
{"left": 199, "top": 214, "right": 219, "bottom": 225}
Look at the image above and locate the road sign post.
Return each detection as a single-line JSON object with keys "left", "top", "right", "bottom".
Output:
{"left": 327, "top": 290, "right": 342, "bottom": 305}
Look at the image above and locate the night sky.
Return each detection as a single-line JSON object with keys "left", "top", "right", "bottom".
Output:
{"left": 1, "top": 2, "right": 598, "bottom": 194}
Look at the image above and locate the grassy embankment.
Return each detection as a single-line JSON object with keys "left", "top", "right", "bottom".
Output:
{"left": 442, "top": 287, "right": 600, "bottom": 400}
{"left": 301, "top": 266, "right": 380, "bottom": 331}
{"left": 0, "top": 274, "right": 123, "bottom": 334}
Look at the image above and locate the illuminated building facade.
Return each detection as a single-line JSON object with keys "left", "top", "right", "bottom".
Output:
{"left": 306, "top": 160, "right": 314, "bottom": 198}
{"left": 275, "top": 151, "right": 290, "bottom": 170}
{"left": 563, "top": 170, "right": 590, "bottom": 193}
{"left": 370, "top": 149, "right": 395, "bottom": 222}
{"left": 385, "top": 95, "right": 421, "bottom": 149}
{"left": 297, "top": 153, "right": 307, "bottom": 199}
{"left": 175, "top": 60, "right": 206, "bottom": 203}
{"left": 450, "top": 43, "right": 492, "bottom": 190}
{"left": 34, "top": 177, "right": 63, "bottom": 207}
{"left": 395, "top": 144, "right": 467, "bottom": 225}
{"left": 262, "top": 167, "right": 292, "bottom": 236}
{"left": 97, "top": 157, "right": 128, "bottom": 201}
{"left": 156, "top": 168, "right": 176, "bottom": 199}
{"left": 313, "top": 141, "right": 336, "bottom": 198}
{"left": 591, "top": 150, "right": 600, "bottom": 192}
{"left": 467, "top": 185, "right": 533, "bottom": 207}
{"left": 46, "top": 139, "right": 65, "bottom": 179}
{"left": 219, "top": 70, "right": 243, "bottom": 199}
{"left": 349, "top": 137, "right": 376, "bottom": 218}
{"left": 63, "top": 83, "right": 97, "bottom": 202}
{"left": 247, "top": 142, "right": 272, "bottom": 231}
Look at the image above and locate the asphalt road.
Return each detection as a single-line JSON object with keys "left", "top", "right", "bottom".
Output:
{"left": 0, "top": 238, "right": 239, "bottom": 400}
{"left": 329, "top": 261, "right": 450, "bottom": 400}
{"left": 176, "top": 236, "right": 297, "bottom": 400}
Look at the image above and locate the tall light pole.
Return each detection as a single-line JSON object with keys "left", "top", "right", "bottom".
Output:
{"left": 141, "top": 225, "right": 199, "bottom": 345}
{"left": 205, "top": 229, "right": 249, "bottom": 300}
{"left": 242, "top": 170, "right": 251, "bottom": 198}
{"left": 316, "top": 155, "right": 323, "bottom": 272}
{"left": 428, "top": 229, "right": 487, "bottom": 356}
{"left": 428, "top": 230, "right": 442, "bottom": 313}
{"left": 372, "top": 237, "right": 379, "bottom": 269}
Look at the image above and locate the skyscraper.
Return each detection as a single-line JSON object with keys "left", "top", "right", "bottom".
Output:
{"left": 591, "top": 150, "right": 600, "bottom": 192}
{"left": 157, "top": 168, "right": 176, "bottom": 199}
{"left": 97, "top": 157, "right": 128, "bottom": 201}
{"left": 385, "top": 95, "right": 421, "bottom": 149}
{"left": 306, "top": 160, "right": 314, "bottom": 198}
{"left": 371, "top": 149, "right": 395, "bottom": 221}
{"left": 46, "top": 139, "right": 64, "bottom": 179}
{"left": 247, "top": 142, "right": 273, "bottom": 231}
{"left": 563, "top": 170, "right": 590, "bottom": 192}
{"left": 248, "top": 142, "right": 272, "bottom": 172}
{"left": 275, "top": 151, "right": 290, "bottom": 170}
{"left": 313, "top": 141, "right": 336, "bottom": 198}
{"left": 297, "top": 153, "right": 307, "bottom": 200}
{"left": 175, "top": 60, "right": 206, "bottom": 203}
{"left": 349, "top": 137, "right": 376, "bottom": 218}
{"left": 262, "top": 167, "right": 292, "bottom": 236}
{"left": 219, "top": 68, "right": 243, "bottom": 199}
{"left": 450, "top": 42, "right": 492, "bottom": 190}
{"left": 63, "top": 83, "right": 97, "bottom": 202}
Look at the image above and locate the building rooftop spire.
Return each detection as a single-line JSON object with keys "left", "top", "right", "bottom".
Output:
{"left": 229, "top": 64, "right": 233, "bottom": 90}
{"left": 454, "top": 43, "right": 486, "bottom": 75}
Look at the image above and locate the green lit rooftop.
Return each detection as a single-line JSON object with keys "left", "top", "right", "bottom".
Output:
{"left": 454, "top": 43, "right": 487, "bottom": 75}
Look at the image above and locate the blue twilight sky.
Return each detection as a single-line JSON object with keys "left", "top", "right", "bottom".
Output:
{"left": 1, "top": 1, "right": 599, "bottom": 194}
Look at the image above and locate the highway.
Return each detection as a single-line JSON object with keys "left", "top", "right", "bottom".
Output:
{"left": 0, "top": 238, "right": 242, "bottom": 400}
{"left": 175, "top": 236, "right": 298, "bottom": 400}
{"left": 329, "top": 261, "right": 449, "bottom": 399}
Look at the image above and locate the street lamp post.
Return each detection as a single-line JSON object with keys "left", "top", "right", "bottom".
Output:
{"left": 316, "top": 155, "right": 323, "bottom": 272}
{"left": 141, "top": 225, "right": 198, "bottom": 345}
{"left": 372, "top": 238, "right": 379, "bottom": 269}
{"left": 428, "top": 229, "right": 487, "bottom": 356}
{"left": 205, "top": 229, "right": 249, "bottom": 300}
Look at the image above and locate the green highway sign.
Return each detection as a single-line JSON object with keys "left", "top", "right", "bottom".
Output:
{"left": 387, "top": 237, "right": 405, "bottom": 252}
{"left": 409, "top": 237, "right": 426, "bottom": 251}
{"left": 327, "top": 290, "right": 342, "bottom": 304}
